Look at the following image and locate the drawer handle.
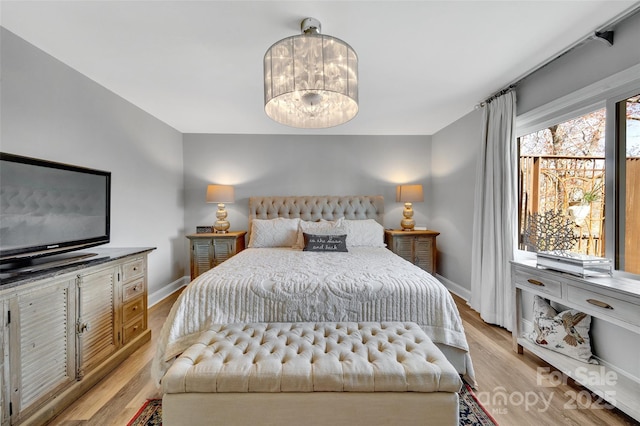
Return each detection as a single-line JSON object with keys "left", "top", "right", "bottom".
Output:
{"left": 587, "top": 299, "right": 613, "bottom": 310}
{"left": 527, "top": 279, "right": 545, "bottom": 287}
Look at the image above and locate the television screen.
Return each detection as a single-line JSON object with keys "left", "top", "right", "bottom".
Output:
{"left": 0, "top": 153, "right": 111, "bottom": 264}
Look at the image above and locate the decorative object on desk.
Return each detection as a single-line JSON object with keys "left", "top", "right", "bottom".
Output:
{"left": 396, "top": 184, "right": 424, "bottom": 231}
{"left": 530, "top": 296, "right": 597, "bottom": 364}
{"left": 264, "top": 17, "right": 358, "bottom": 129}
{"left": 522, "top": 209, "right": 577, "bottom": 252}
{"left": 206, "top": 184, "right": 235, "bottom": 233}
{"left": 536, "top": 250, "right": 612, "bottom": 277}
{"left": 196, "top": 226, "right": 213, "bottom": 234}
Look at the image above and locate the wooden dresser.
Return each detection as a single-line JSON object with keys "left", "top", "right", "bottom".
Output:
{"left": 385, "top": 229, "right": 439, "bottom": 275}
{"left": 187, "top": 231, "right": 246, "bottom": 280}
{"left": 0, "top": 247, "right": 154, "bottom": 426}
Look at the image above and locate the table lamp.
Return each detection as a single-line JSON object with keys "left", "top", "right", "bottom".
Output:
{"left": 396, "top": 184, "right": 424, "bottom": 231}
{"left": 206, "top": 185, "right": 235, "bottom": 233}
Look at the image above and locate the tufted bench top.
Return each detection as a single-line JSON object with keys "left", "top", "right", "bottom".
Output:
{"left": 162, "top": 322, "right": 462, "bottom": 394}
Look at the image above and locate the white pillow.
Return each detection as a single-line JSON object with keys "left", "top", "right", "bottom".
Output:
{"left": 248, "top": 218, "right": 301, "bottom": 248}
{"left": 294, "top": 218, "right": 345, "bottom": 249}
{"left": 343, "top": 219, "right": 385, "bottom": 247}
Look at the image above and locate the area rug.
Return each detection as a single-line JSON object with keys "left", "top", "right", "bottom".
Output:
{"left": 128, "top": 382, "right": 498, "bottom": 426}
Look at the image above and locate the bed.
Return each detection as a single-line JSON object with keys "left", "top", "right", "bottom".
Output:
{"left": 152, "top": 195, "right": 475, "bottom": 389}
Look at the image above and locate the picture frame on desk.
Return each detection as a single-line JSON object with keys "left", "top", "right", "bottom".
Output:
{"left": 196, "top": 226, "right": 213, "bottom": 234}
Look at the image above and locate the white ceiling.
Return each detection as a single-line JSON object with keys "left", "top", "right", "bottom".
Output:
{"left": 2, "top": 1, "right": 638, "bottom": 135}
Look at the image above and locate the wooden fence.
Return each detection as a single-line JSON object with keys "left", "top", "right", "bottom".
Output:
{"left": 519, "top": 156, "right": 639, "bottom": 274}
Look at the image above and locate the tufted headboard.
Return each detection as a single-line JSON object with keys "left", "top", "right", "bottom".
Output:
{"left": 248, "top": 195, "right": 384, "bottom": 227}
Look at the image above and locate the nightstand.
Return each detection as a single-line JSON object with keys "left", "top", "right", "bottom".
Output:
{"left": 384, "top": 229, "right": 440, "bottom": 275}
{"left": 186, "top": 231, "right": 246, "bottom": 280}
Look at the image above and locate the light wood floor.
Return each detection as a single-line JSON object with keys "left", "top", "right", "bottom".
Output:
{"left": 48, "top": 290, "right": 639, "bottom": 426}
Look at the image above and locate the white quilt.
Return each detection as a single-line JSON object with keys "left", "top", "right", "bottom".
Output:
{"left": 152, "top": 247, "right": 475, "bottom": 385}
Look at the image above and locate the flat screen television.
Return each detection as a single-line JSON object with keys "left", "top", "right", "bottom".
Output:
{"left": 0, "top": 152, "right": 111, "bottom": 268}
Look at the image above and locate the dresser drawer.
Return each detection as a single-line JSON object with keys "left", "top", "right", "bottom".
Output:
{"left": 122, "top": 258, "right": 145, "bottom": 281}
{"left": 123, "top": 297, "right": 144, "bottom": 324}
{"left": 123, "top": 316, "right": 145, "bottom": 344}
{"left": 122, "top": 277, "right": 145, "bottom": 303}
{"left": 513, "top": 267, "right": 562, "bottom": 298}
{"left": 567, "top": 285, "right": 640, "bottom": 326}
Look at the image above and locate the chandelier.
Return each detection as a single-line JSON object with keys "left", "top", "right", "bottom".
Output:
{"left": 264, "top": 18, "right": 358, "bottom": 129}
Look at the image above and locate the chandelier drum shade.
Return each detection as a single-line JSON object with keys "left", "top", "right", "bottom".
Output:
{"left": 264, "top": 17, "right": 358, "bottom": 129}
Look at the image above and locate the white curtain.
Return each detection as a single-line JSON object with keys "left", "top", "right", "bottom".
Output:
{"left": 470, "top": 90, "right": 517, "bottom": 331}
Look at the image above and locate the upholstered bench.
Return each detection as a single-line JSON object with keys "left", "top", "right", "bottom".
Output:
{"left": 161, "top": 322, "right": 462, "bottom": 426}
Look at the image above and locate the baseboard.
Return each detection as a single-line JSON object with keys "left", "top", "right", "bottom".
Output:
{"left": 148, "top": 275, "right": 190, "bottom": 307}
{"left": 436, "top": 273, "right": 471, "bottom": 301}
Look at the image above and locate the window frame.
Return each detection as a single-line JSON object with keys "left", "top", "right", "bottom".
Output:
{"left": 515, "top": 63, "right": 640, "bottom": 278}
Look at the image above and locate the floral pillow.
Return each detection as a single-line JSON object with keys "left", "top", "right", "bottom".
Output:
{"left": 530, "top": 295, "right": 597, "bottom": 364}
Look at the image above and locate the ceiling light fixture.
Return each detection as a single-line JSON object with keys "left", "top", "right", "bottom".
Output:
{"left": 264, "top": 17, "right": 358, "bottom": 129}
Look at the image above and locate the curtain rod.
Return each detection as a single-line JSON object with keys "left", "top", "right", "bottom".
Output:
{"left": 476, "top": 3, "right": 640, "bottom": 108}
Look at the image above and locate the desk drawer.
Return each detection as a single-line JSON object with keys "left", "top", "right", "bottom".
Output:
{"left": 567, "top": 285, "right": 640, "bottom": 326}
{"left": 513, "top": 268, "right": 562, "bottom": 298}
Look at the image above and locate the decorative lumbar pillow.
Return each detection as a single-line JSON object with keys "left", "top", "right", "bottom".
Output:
{"left": 248, "top": 218, "right": 301, "bottom": 248}
{"left": 343, "top": 219, "right": 385, "bottom": 247}
{"left": 303, "top": 233, "right": 348, "bottom": 252}
{"left": 294, "top": 218, "right": 345, "bottom": 249}
{"left": 530, "top": 295, "right": 597, "bottom": 364}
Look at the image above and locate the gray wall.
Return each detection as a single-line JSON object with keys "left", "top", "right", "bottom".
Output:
{"left": 430, "top": 110, "right": 483, "bottom": 297}
{"left": 182, "top": 134, "right": 431, "bottom": 254}
{"left": 517, "top": 9, "right": 640, "bottom": 115}
{"left": 0, "top": 28, "right": 186, "bottom": 300}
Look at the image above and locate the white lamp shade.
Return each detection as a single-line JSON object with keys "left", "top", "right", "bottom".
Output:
{"left": 396, "top": 185, "right": 424, "bottom": 203}
{"left": 206, "top": 185, "right": 235, "bottom": 203}
{"left": 264, "top": 25, "right": 358, "bottom": 129}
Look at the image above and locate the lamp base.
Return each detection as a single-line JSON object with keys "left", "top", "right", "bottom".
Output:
{"left": 401, "top": 202, "right": 415, "bottom": 231}
{"left": 214, "top": 203, "right": 230, "bottom": 233}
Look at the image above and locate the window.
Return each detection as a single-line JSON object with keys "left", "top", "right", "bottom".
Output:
{"left": 616, "top": 94, "right": 640, "bottom": 274}
{"left": 517, "top": 92, "right": 640, "bottom": 275}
